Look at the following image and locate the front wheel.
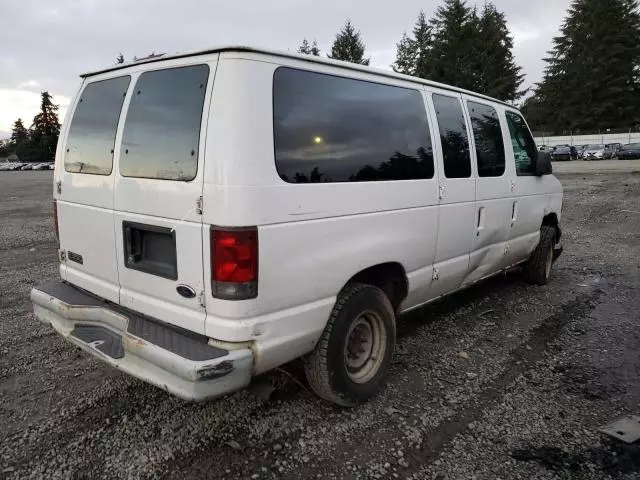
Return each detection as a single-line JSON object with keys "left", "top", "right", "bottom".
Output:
{"left": 304, "top": 283, "right": 396, "bottom": 407}
{"left": 524, "top": 225, "right": 556, "bottom": 285}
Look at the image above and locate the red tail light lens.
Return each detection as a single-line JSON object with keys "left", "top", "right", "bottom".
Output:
{"left": 210, "top": 227, "right": 258, "bottom": 299}
{"left": 53, "top": 199, "right": 59, "bottom": 242}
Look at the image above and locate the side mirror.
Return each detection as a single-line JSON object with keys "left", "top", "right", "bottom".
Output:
{"left": 535, "top": 151, "right": 553, "bottom": 176}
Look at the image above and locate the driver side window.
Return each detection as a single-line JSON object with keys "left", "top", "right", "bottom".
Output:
{"left": 505, "top": 111, "right": 537, "bottom": 176}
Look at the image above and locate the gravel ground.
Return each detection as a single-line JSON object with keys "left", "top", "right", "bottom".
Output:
{"left": 1, "top": 169, "right": 639, "bottom": 480}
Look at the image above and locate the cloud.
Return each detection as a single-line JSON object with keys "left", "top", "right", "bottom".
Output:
{"left": 0, "top": 0, "right": 572, "bottom": 130}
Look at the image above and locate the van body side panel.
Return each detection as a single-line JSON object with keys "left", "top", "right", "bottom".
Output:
{"left": 502, "top": 107, "right": 563, "bottom": 265}
{"left": 464, "top": 100, "right": 515, "bottom": 285}
{"left": 202, "top": 57, "right": 439, "bottom": 368}
{"left": 425, "top": 90, "right": 475, "bottom": 299}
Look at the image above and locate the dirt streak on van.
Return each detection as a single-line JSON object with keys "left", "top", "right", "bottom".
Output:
{"left": 31, "top": 45, "right": 563, "bottom": 406}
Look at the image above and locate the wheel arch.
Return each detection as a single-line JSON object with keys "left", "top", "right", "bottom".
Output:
{"left": 342, "top": 262, "right": 408, "bottom": 313}
{"left": 542, "top": 212, "right": 561, "bottom": 242}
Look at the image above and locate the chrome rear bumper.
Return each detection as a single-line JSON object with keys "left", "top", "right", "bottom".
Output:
{"left": 31, "top": 281, "right": 253, "bottom": 401}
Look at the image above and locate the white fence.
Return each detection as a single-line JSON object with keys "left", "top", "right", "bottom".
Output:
{"left": 534, "top": 132, "right": 640, "bottom": 147}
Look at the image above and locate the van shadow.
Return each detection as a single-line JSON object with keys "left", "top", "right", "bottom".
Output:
{"left": 261, "top": 269, "right": 525, "bottom": 403}
{"left": 396, "top": 269, "right": 522, "bottom": 339}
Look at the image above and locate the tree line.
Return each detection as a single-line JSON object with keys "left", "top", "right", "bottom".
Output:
{"left": 521, "top": 0, "right": 640, "bottom": 134}
{"left": 298, "top": 0, "right": 524, "bottom": 102}
{"left": 0, "top": 92, "right": 60, "bottom": 162}
{"left": 300, "top": 0, "right": 640, "bottom": 133}
{"left": 3, "top": 0, "right": 638, "bottom": 162}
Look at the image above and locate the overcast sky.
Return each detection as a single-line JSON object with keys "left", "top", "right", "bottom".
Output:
{"left": 0, "top": 0, "right": 572, "bottom": 139}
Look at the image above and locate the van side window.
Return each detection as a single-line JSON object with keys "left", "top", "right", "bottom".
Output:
{"left": 65, "top": 76, "right": 131, "bottom": 175}
{"left": 273, "top": 67, "right": 434, "bottom": 183}
{"left": 467, "top": 101, "right": 505, "bottom": 177}
{"left": 120, "top": 65, "right": 209, "bottom": 181}
{"left": 432, "top": 94, "right": 471, "bottom": 178}
{"left": 505, "top": 111, "right": 537, "bottom": 176}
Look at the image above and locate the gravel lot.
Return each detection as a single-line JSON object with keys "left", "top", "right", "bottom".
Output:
{"left": 1, "top": 169, "right": 639, "bottom": 480}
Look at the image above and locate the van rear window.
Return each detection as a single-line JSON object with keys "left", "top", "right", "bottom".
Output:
{"left": 273, "top": 67, "right": 434, "bottom": 183}
{"left": 65, "top": 76, "right": 130, "bottom": 175}
{"left": 120, "top": 65, "right": 209, "bottom": 181}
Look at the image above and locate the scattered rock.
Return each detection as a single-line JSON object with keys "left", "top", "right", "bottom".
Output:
{"left": 226, "top": 440, "right": 242, "bottom": 451}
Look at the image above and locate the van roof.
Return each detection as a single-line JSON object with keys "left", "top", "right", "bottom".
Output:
{"left": 81, "top": 45, "right": 513, "bottom": 108}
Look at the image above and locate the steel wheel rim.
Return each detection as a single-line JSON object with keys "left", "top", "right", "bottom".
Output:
{"left": 344, "top": 311, "right": 386, "bottom": 384}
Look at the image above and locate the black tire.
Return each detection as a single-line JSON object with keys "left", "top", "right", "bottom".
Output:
{"left": 524, "top": 225, "right": 556, "bottom": 285}
{"left": 304, "top": 283, "right": 396, "bottom": 407}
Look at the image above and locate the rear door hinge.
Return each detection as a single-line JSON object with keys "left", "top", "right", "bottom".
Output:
{"left": 196, "top": 196, "right": 203, "bottom": 215}
{"left": 59, "top": 249, "right": 66, "bottom": 262}
{"left": 56, "top": 181, "right": 62, "bottom": 194}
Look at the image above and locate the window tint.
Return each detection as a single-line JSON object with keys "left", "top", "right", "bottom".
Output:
{"left": 467, "top": 101, "right": 505, "bottom": 177}
{"left": 433, "top": 94, "right": 471, "bottom": 178}
{"left": 65, "top": 76, "right": 130, "bottom": 175}
{"left": 273, "top": 67, "right": 434, "bottom": 183}
{"left": 505, "top": 111, "right": 537, "bottom": 176}
{"left": 120, "top": 65, "right": 209, "bottom": 181}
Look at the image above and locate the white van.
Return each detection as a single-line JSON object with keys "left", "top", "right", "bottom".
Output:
{"left": 31, "top": 46, "right": 563, "bottom": 406}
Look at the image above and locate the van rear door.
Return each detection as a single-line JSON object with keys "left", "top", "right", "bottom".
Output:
{"left": 57, "top": 75, "right": 131, "bottom": 303}
{"left": 112, "top": 60, "right": 214, "bottom": 334}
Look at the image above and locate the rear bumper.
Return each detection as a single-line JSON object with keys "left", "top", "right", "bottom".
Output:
{"left": 30, "top": 281, "right": 253, "bottom": 401}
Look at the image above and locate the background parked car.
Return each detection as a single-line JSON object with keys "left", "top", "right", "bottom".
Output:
{"left": 606, "top": 143, "right": 623, "bottom": 158}
{"left": 551, "top": 145, "right": 577, "bottom": 161}
{"left": 617, "top": 143, "right": 640, "bottom": 159}
{"left": 576, "top": 145, "right": 589, "bottom": 159}
{"left": 32, "top": 163, "right": 53, "bottom": 170}
{"left": 583, "top": 144, "right": 612, "bottom": 160}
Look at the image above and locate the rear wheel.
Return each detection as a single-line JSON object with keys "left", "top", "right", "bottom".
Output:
{"left": 304, "top": 283, "right": 395, "bottom": 407}
{"left": 524, "top": 225, "right": 556, "bottom": 285}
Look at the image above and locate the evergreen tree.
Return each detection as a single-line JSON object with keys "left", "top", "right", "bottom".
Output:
{"left": 10, "top": 118, "right": 28, "bottom": 146}
{"left": 392, "top": 32, "right": 417, "bottom": 75}
{"left": 298, "top": 38, "right": 321, "bottom": 56}
{"left": 116, "top": 53, "right": 125, "bottom": 64}
{"left": 472, "top": 4, "right": 524, "bottom": 101}
{"left": 0, "top": 140, "right": 9, "bottom": 157}
{"left": 329, "top": 20, "right": 370, "bottom": 65}
{"left": 310, "top": 40, "right": 321, "bottom": 56}
{"left": 392, "top": 11, "right": 431, "bottom": 78}
{"left": 298, "top": 38, "right": 312, "bottom": 55}
{"left": 30, "top": 92, "right": 60, "bottom": 162}
{"left": 428, "top": 0, "right": 478, "bottom": 91}
{"left": 524, "top": 0, "right": 640, "bottom": 133}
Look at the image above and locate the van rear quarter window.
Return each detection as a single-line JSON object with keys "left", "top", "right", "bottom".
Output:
{"left": 64, "top": 76, "right": 130, "bottom": 175}
{"left": 273, "top": 67, "right": 434, "bottom": 183}
{"left": 120, "top": 65, "right": 209, "bottom": 181}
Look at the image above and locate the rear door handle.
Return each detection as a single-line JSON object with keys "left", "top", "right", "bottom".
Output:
{"left": 511, "top": 201, "right": 518, "bottom": 226}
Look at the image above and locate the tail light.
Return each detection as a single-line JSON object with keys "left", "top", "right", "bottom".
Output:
{"left": 53, "top": 199, "right": 59, "bottom": 242}
{"left": 210, "top": 226, "right": 258, "bottom": 300}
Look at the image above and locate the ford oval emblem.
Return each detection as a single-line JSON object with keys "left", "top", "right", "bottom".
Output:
{"left": 176, "top": 285, "right": 196, "bottom": 299}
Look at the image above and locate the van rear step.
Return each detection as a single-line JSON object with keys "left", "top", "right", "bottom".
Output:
{"left": 30, "top": 281, "right": 253, "bottom": 401}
